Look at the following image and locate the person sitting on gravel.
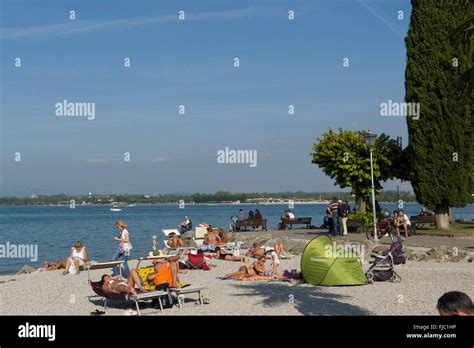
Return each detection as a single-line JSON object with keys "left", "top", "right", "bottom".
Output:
{"left": 246, "top": 243, "right": 265, "bottom": 258}
{"left": 214, "top": 247, "right": 247, "bottom": 262}
{"left": 437, "top": 291, "right": 473, "bottom": 316}
{"left": 100, "top": 271, "right": 145, "bottom": 295}
{"left": 167, "top": 232, "right": 184, "bottom": 249}
{"left": 223, "top": 255, "right": 267, "bottom": 279}
{"left": 217, "top": 228, "right": 228, "bottom": 244}
{"left": 62, "top": 241, "right": 88, "bottom": 275}
{"left": 204, "top": 227, "right": 223, "bottom": 245}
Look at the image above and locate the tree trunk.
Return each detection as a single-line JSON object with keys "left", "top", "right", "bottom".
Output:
{"left": 434, "top": 201, "right": 450, "bottom": 230}
{"left": 356, "top": 196, "right": 366, "bottom": 213}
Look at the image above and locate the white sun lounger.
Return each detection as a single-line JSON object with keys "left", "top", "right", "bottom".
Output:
{"left": 136, "top": 255, "right": 171, "bottom": 269}
{"left": 193, "top": 226, "right": 208, "bottom": 245}
{"left": 162, "top": 229, "right": 181, "bottom": 236}
{"left": 86, "top": 260, "right": 124, "bottom": 281}
{"left": 170, "top": 286, "right": 207, "bottom": 308}
{"left": 130, "top": 290, "right": 168, "bottom": 315}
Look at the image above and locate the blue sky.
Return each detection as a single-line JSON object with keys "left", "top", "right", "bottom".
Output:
{"left": 0, "top": 0, "right": 412, "bottom": 195}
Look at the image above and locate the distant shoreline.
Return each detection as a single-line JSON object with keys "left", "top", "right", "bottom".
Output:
{"left": 0, "top": 201, "right": 423, "bottom": 207}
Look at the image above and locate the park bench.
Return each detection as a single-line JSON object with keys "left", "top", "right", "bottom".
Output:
{"left": 281, "top": 217, "right": 312, "bottom": 229}
{"left": 346, "top": 218, "right": 366, "bottom": 233}
{"left": 235, "top": 219, "right": 267, "bottom": 231}
{"left": 410, "top": 215, "right": 437, "bottom": 229}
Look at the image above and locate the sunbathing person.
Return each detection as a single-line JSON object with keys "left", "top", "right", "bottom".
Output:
{"left": 217, "top": 228, "right": 228, "bottom": 244}
{"left": 223, "top": 256, "right": 267, "bottom": 279}
{"left": 100, "top": 272, "right": 145, "bottom": 295}
{"left": 147, "top": 250, "right": 186, "bottom": 288}
{"left": 204, "top": 227, "right": 222, "bottom": 245}
{"left": 246, "top": 243, "right": 265, "bottom": 257}
{"left": 38, "top": 260, "right": 66, "bottom": 272}
{"left": 167, "top": 232, "right": 184, "bottom": 249}
{"left": 214, "top": 247, "right": 247, "bottom": 262}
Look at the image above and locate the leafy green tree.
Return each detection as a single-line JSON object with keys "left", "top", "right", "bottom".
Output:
{"left": 310, "top": 128, "right": 407, "bottom": 212}
{"left": 405, "top": 0, "right": 474, "bottom": 229}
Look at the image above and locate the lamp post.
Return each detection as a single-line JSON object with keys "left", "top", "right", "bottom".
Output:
{"left": 364, "top": 130, "right": 378, "bottom": 242}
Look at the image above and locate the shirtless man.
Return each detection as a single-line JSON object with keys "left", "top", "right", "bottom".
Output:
{"left": 38, "top": 260, "right": 66, "bottom": 272}
{"left": 223, "top": 255, "right": 267, "bottom": 279}
{"left": 147, "top": 250, "right": 186, "bottom": 288}
{"left": 167, "top": 232, "right": 184, "bottom": 249}
{"left": 215, "top": 247, "right": 247, "bottom": 262}
{"left": 204, "top": 227, "right": 222, "bottom": 245}
{"left": 246, "top": 243, "right": 265, "bottom": 258}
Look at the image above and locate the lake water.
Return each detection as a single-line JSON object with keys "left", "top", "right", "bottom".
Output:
{"left": 1, "top": 203, "right": 473, "bottom": 275}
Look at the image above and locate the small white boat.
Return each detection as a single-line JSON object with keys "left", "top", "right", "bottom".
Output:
{"left": 110, "top": 208, "right": 122, "bottom": 212}
{"left": 127, "top": 204, "right": 137, "bottom": 207}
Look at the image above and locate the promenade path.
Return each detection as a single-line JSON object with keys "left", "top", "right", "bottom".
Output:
{"left": 248, "top": 229, "right": 474, "bottom": 251}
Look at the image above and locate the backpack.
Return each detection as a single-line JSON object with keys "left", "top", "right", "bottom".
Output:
{"left": 151, "top": 283, "right": 175, "bottom": 309}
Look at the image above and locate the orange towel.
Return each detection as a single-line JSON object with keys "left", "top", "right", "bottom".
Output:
{"left": 237, "top": 275, "right": 273, "bottom": 281}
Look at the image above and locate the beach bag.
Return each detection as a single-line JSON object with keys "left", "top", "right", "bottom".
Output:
{"left": 152, "top": 283, "right": 174, "bottom": 309}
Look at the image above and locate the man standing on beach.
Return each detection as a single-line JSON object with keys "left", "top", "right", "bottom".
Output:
{"left": 329, "top": 197, "right": 341, "bottom": 237}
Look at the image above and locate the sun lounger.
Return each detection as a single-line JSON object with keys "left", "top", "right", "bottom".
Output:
{"left": 162, "top": 229, "right": 181, "bottom": 236}
{"left": 86, "top": 261, "right": 124, "bottom": 281}
{"left": 193, "top": 226, "right": 208, "bottom": 245}
{"left": 89, "top": 281, "right": 167, "bottom": 316}
{"left": 136, "top": 255, "right": 170, "bottom": 269}
{"left": 170, "top": 286, "right": 207, "bottom": 308}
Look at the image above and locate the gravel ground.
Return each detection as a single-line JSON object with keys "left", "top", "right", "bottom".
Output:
{"left": 0, "top": 258, "right": 472, "bottom": 316}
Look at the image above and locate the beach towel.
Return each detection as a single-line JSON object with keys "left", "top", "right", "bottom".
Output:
{"left": 236, "top": 275, "right": 274, "bottom": 281}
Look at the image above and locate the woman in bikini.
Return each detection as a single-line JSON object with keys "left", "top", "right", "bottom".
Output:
{"left": 223, "top": 255, "right": 267, "bottom": 279}
{"left": 214, "top": 247, "right": 247, "bottom": 262}
{"left": 100, "top": 272, "right": 144, "bottom": 295}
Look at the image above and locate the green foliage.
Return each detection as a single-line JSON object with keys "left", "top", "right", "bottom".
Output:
{"left": 405, "top": 0, "right": 474, "bottom": 211}
{"left": 310, "top": 128, "right": 408, "bottom": 201}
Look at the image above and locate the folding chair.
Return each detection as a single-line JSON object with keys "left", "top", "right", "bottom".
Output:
{"left": 187, "top": 253, "right": 207, "bottom": 270}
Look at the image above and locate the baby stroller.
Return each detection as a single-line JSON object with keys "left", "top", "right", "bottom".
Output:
{"left": 366, "top": 242, "right": 406, "bottom": 283}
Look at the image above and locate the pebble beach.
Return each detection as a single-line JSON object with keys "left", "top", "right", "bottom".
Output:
{"left": 0, "top": 256, "right": 472, "bottom": 316}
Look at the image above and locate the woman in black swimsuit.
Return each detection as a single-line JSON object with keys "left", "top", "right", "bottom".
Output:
{"left": 215, "top": 247, "right": 246, "bottom": 262}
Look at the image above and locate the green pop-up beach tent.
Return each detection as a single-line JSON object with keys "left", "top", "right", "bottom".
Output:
{"left": 301, "top": 235, "right": 366, "bottom": 286}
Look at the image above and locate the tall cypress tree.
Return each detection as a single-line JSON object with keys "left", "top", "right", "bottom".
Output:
{"left": 405, "top": 0, "right": 473, "bottom": 229}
